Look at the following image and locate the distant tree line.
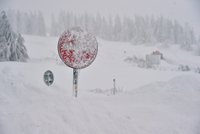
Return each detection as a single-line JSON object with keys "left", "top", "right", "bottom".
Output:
{"left": 7, "top": 10, "right": 199, "bottom": 50}
{"left": 50, "top": 12, "right": 198, "bottom": 49}
{"left": 7, "top": 10, "right": 46, "bottom": 36}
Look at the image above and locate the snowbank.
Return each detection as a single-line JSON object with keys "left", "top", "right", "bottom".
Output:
{"left": 0, "top": 35, "right": 200, "bottom": 134}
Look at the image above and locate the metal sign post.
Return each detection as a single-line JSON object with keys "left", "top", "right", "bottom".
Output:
{"left": 73, "top": 68, "right": 78, "bottom": 97}
{"left": 57, "top": 27, "right": 98, "bottom": 98}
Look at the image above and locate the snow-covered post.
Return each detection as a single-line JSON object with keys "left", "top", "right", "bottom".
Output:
{"left": 73, "top": 69, "right": 78, "bottom": 97}
{"left": 113, "top": 78, "right": 116, "bottom": 95}
{"left": 58, "top": 27, "right": 98, "bottom": 97}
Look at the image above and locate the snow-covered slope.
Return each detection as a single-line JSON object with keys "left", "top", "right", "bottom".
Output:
{"left": 0, "top": 35, "right": 200, "bottom": 134}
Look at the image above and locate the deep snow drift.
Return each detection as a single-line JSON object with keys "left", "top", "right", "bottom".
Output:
{"left": 0, "top": 35, "right": 200, "bottom": 134}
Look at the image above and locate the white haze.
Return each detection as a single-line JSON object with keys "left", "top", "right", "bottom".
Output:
{"left": 1, "top": 0, "right": 200, "bottom": 34}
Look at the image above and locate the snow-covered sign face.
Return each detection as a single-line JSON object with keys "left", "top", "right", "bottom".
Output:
{"left": 58, "top": 27, "right": 98, "bottom": 69}
{"left": 43, "top": 70, "right": 54, "bottom": 86}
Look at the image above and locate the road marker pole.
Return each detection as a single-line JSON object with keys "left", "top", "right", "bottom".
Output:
{"left": 113, "top": 78, "right": 116, "bottom": 95}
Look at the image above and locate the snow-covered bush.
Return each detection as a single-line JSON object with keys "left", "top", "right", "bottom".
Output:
{"left": 89, "top": 87, "right": 124, "bottom": 96}
{"left": 178, "top": 64, "right": 190, "bottom": 71}
{"left": 124, "top": 55, "right": 146, "bottom": 68}
{"left": 0, "top": 11, "right": 28, "bottom": 62}
{"left": 195, "top": 67, "right": 200, "bottom": 74}
{"left": 194, "top": 44, "right": 200, "bottom": 56}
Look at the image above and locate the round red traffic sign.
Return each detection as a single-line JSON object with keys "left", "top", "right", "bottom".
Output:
{"left": 58, "top": 27, "right": 98, "bottom": 69}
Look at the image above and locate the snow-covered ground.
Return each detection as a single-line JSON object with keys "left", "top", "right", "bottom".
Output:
{"left": 0, "top": 35, "right": 200, "bottom": 134}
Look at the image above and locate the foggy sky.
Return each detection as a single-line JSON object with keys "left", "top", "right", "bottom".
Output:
{"left": 1, "top": 0, "right": 200, "bottom": 34}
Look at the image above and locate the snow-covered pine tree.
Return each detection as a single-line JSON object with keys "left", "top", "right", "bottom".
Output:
{"left": 50, "top": 14, "right": 58, "bottom": 36}
{"left": 198, "top": 36, "right": 200, "bottom": 44}
{"left": 37, "top": 12, "right": 46, "bottom": 36}
{"left": 0, "top": 11, "right": 29, "bottom": 62}
{"left": 0, "top": 11, "right": 11, "bottom": 61}
{"left": 14, "top": 33, "right": 29, "bottom": 61}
